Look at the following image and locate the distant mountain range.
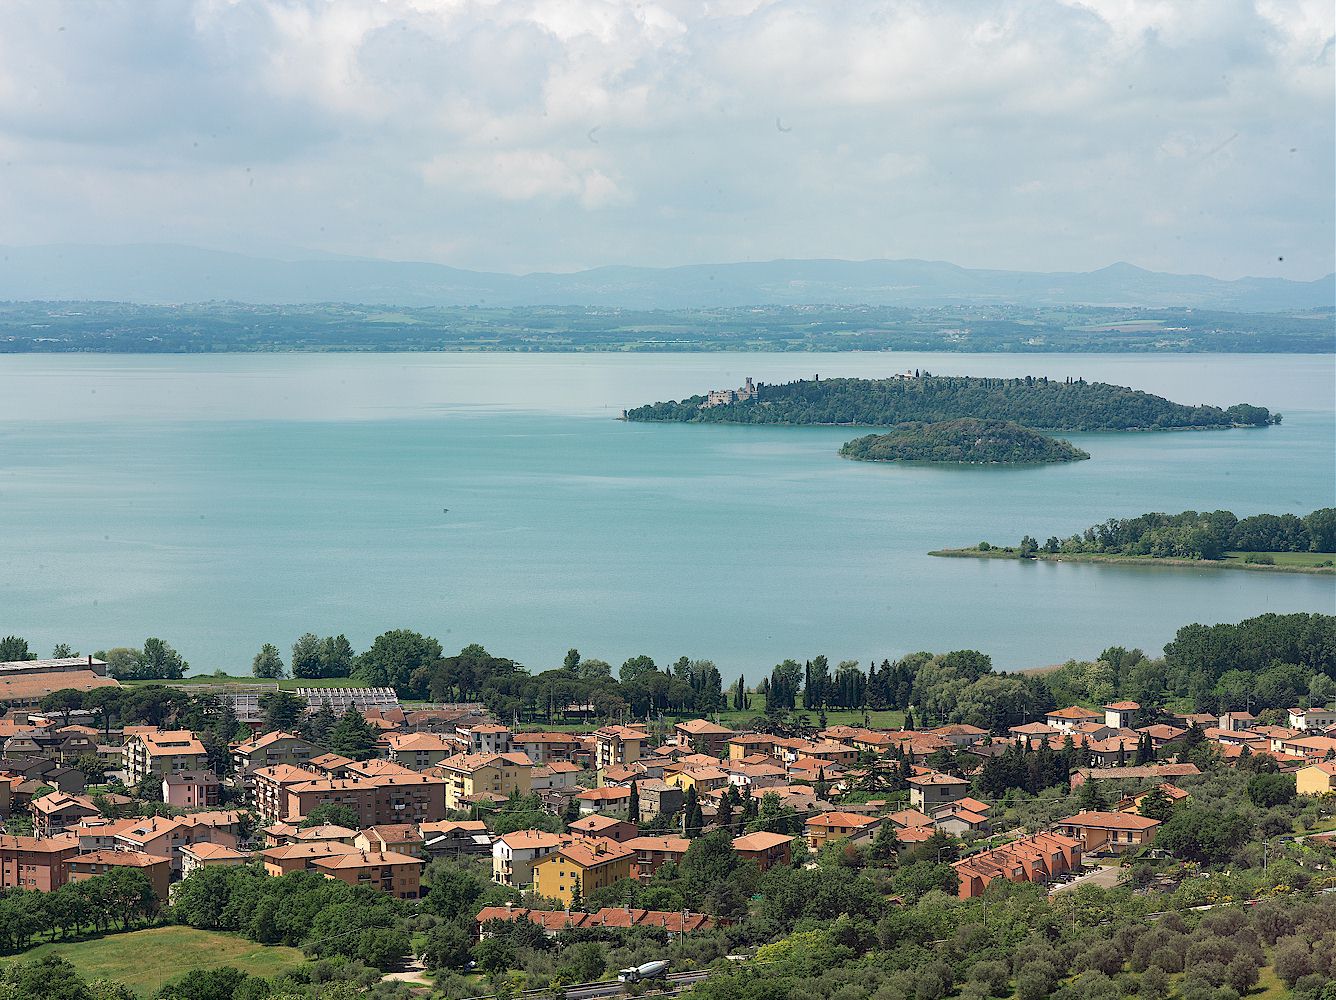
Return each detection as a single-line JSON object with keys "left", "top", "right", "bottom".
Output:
{"left": 1, "top": 244, "right": 1331, "bottom": 312}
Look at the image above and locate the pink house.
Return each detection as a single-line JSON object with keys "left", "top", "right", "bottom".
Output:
{"left": 162, "top": 770, "right": 221, "bottom": 809}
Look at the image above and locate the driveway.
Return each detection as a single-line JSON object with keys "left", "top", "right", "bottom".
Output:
{"left": 1050, "top": 865, "right": 1121, "bottom": 894}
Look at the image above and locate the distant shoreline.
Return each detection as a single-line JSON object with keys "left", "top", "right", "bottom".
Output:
{"left": 929, "top": 547, "right": 1336, "bottom": 575}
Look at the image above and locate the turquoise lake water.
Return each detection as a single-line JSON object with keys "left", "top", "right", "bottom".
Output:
{"left": 0, "top": 352, "right": 1332, "bottom": 675}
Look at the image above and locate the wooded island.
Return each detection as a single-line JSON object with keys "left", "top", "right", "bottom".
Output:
{"left": 624, "top": 373, "right": 1279, "bottom": 431}
{"left": 840, "top": 418, "right": 1090, "bottom": 465}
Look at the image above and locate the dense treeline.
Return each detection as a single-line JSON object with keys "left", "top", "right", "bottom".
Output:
{"left": 19, "top": 611, "right": 1335, "bottom": 735}
{"left": 840, "top": 419, "right": 1089, "bottom": 464}
{"left": 1038, "top": 507, "right": 1336, "bottom": 560}
{"left": 0, "top": 870, "right": 159, "bottom": 952}
{"left": 626, "top": 374, "right": 1278, "bottom": 430}
{"left": 172, "top": 867, "right": 411, "bottom": 970}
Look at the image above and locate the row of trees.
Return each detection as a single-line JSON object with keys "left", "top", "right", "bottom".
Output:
{"left": 252, "top": 634, "right": 357, "bottom": 680}
{"left": 1036, "top": 507, "right": 1336, "bottom": 561}
{"left": 0, "top": 869, "right": 159, "bottom": 953}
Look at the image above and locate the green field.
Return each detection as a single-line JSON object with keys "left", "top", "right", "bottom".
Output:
{"left": 15, "top": 926, "right": 306, "bottom": 996}
{"left": 1221, "top": 550, "right": 1336, "bottom": 568}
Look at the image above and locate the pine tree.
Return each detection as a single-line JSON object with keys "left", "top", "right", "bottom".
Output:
{"left": 328, "top": 706, "right": 378, "bottom": 760}
{"left": 904, "top": 709, "right": 915, "bottom": 731}
{"left": 682, "top": 785, "right": 702, "bottom": 838}
{"left": 300, "top": 700, "right": 338, "bottom": 746}
{"left": 627, "top": 781, "right": 640, "bottom": 824}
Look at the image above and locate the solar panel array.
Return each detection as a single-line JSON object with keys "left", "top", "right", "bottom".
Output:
{"left": 295, "top": 687, "right": 400, "bottom": 713}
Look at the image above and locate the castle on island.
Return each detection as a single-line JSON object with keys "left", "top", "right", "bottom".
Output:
{"left": 701, "top": 376, "right": 761, "bottom": 408}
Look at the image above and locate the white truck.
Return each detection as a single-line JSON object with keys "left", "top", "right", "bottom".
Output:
{"left": 617, "top": 960, "right": 670, "bottom": 984}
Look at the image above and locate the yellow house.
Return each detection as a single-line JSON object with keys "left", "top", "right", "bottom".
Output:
{"left": 1296, "top": 761, "right": 1336, "bottom": 796}
{"left": 665, "top": 766, "right": 729, "bottom": 794}
{"left": 435, "top": 752, "right": 534, "bottom": 810}
{"left": 533, "top": 837, "right": 634, "bottom": 905}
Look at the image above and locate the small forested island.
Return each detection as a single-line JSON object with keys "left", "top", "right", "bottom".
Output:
{"left": 624, "top": 372, "right": 1279, "bottom": 431}
{"left": 933, "top": 507, "right": 1336, "bottom": 573}
{"left": 840, "top": 418, "right": 1090, "bottom": 465}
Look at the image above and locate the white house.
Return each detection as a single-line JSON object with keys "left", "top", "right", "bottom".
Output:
{"left": 1289, "top": 707, "right": 1336, "bottom": 732}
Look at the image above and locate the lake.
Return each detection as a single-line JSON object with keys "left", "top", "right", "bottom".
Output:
{"left": 0, "top": 352, "right": 1332, "bottom": 675}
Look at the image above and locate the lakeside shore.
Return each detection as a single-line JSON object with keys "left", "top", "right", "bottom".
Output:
{"left": 929, "top": 547, "right": 1336, "bottom": 575}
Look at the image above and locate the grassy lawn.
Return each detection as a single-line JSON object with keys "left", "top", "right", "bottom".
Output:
{"left": 16, "top": 926, "right": 305, "bottom": 997}
{"left": 1251, "top": 965, "right": 1289, "bottom": 999}
{"left": 1221, "top": 550, "right": 1336, "bottom": 568}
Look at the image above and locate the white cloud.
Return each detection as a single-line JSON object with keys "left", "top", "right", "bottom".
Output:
{"left": 0, "top": 0, "right": 1329, "bottom": 279}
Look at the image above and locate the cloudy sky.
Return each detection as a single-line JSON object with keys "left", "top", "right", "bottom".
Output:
{"left": 0, "top": 0, "right": 1331, "bottom": 279}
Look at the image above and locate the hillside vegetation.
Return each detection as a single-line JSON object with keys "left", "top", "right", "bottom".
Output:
{"left": 625, "top": 374, "right": 1278, "bottom": 431}
{"left": 840, "top": 419, "right": 1090, "bottom": 464}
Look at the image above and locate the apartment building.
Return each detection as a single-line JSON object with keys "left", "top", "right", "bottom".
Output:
{"left": 313, "top": 849, "right": 424, "bottom": 900}
{"left": 592, "top": 725, "right": 646, "bottom": 770}
{"left": 0, "top": 834, "right": 79, "bottom": 891}
{"left": 533, "top": 837, "right": 634, "bottom": 905}
{"left": 122, "top": 730, "right": 207, "bottom": 785}
{"left": 1055, "top": 811, "right": 1161, "bottom": 855}
{"left": 434, "top": 752, "right": 533, "bottom": 810}
{"left": 492, "top": 829, "right": 563, "bottom": 888}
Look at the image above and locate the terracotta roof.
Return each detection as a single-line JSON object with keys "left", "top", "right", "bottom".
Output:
{"left": 182, "top": 842, "right": 248, "bottom": 861}
{"left": 310, "top": 753, "right": 353, "bottom": 768}
{"left": 885, "top": 809, "right": 934, "bottom": 829}
{"left": 262, "top": 841, "right": 358, "bottom": 862}
{"left": 419, "top": 820, "right": 488, "bottom": 835}
{"left": 0, "top": 834, "right": 79, "bottom": 853}
{"left": 593, "top": 725, "right": 647, "bottom": 740}
{"left": 312, "top": 849, "right": 423, "bottom": 870}
{"left": 0, "top": 670, "right": 119, "bottom": 702}
{"left": 570, "top": 814, "right": 628, "bottom": 832}
{"left": 235, "top": 731, "right": 305, "bottom": 755}
{"left": 895, "top": 826, "right": 935, "bottom": 843}
{"left": 731, "top": 831, "right": 792, "bottom": 851}
{"left": 115, "top": 817, "right": 185, "bottom": 845}
{"left": 553, "top": 836, "right": 635, "bottom": 868}
{"left": 1047, "top": 707, "right": 1102, "bottom": 720}
{"left": 436, "top": 752, "right": 533, "bottom": 773}
{"left": 31, "top": 792, "right": 98, "bottom": 816}
{"left": 72, "top": 850, "right": 166, "bottom": 868}
{"left": 294, "top": 824, "right": 357, "bottom": 840}
{"left": 675, "top": 719, "right": 735, "bottom": 736}
{"left": 137, "top": 730, "right": 206, "bottom": 756}
{"left": 384, "top": 732, "right": 455, "bottom": 751}
{"left": 1057, "top": 810, "right": 1161, "bottom": 831}
{"left": 497, "top": 830, "right": 563, "bottom": 849}
{"left": 1104, "top": 701, "right": 1141, "bottom": 711}
{"left": 939, "top": 809, "right": 989, "bottom": 825}
{"left": 805, "top": 811, "right": 878, "bottom": 829}
{"left": 253, "top": 764, "right": 321, "bottom": 784}
{"left": 624, "top": 835, "right": 690, "bottom": 853}
{"left": 575, "top": 786, "right": 631, "bottom": 801}
{"left": 908, "top": 771, "right": 968, "bottom": 787}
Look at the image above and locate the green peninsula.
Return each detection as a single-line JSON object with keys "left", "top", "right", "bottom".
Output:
{"left": 624, "top": 372, "right": 1279, "bottom": 431}
{"left": 841, "top": 418, "right": 1090, "bottom": 465}
{"left": 933, "top": 507, "right": 1336, "bottom": 574}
